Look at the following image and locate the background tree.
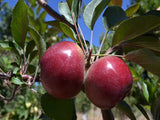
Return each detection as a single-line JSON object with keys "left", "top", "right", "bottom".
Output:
{"left": 131, "top": 0, "right": 160, "bottom": 14}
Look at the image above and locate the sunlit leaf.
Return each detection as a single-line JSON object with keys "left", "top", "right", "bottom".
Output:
{"left": 11, "top": 0, "right": 29, "bottom": 48}
{"left": 108, "top": 0, "right": 122, "bottom": 7}
{"left": 41, "top": 93, "right": 76, "bottom": 120}
{"left": 12, "top": 76, "right": 23, "bottom": 85}
{"left": 103, "top": 5, "right": 128, "bottom": 31}
{"left": 125, "top": 3, "right": 140, "bottom": 17}
{"left": 112, "top": 15, "right": 160, "bottom": 46}
{"left": 125, "top": 48, "right": 160, "bottom": 77}
{"left": 59, "top": 2, "right": 73, "bottom": 24}
{"left": 141, "top": 82, "right": 149, "bottom": 102}
{"left": 83, "top": 0, "right": 110, "bottom": 30}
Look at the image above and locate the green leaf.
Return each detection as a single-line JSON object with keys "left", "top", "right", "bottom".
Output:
{"left": 28, "top": 7, "right": 34, "bottom": 17}
{"left": 11, "top": 0, "right": 29, "bottom": 48}
{"left": 71, "top": 0, "right": 82, "bottom": 23}
{"left": 41, "top": 93, "right": 76, "bottom": 120}
{"left": 12, "top": 77, "right": 23, "bottom": 85}
{"left": 116, "top": 101, "right": 136, "bottom": 120}
{"left": 0, "top": 58, "right": 8, "bottom": 72}
{"left": 27, "top": 64, "right": 36, "bottom": 74}
{"left": 9, "top": 42, "right": 22, "bottom": 61}
{"left": 26, "top": 40, "right": 36, "bottom": 57}
{"left": 29, "top": 50, "right": 38, "bottom": 62}
{"left": 66, "top": 0, "right": 73, "bottom": 8}
{"left": 141, "top": 82, "right": 149, "bottom": 102}
{"left": 83, "top": 0, "right": 110, "bottom": 30}
{"left": 29, "top": 26, "right": 46, "bottom": 60}
{"left": 36, "top": 5, "right": 42, "bottom": 15}
{"left": 123, "top": 35, "right": 160, "bottom": 52}
{"left": 62, "top": 0, "right": 82, "bottom": 24}
{"left": 112, "top": 15, "right": 160, "bottom": 46}
{"left": 0, "top": 41, "right": 12, "bottom": 50}
{"left": 46, "top": 20, "right": 76, "bottom": 41}
{"left": 135, "top": 104, "right": 150, "bottom": 120}
{"left": 103, "top": 5, "right": 128, "bottom": 31}
{"left": 0, "top": 41, "right": 22, "bottom": 60}
{"left": 146, "top": 81, "right": 155, "bottom": 103}
{"left": 59, "top": 2, "right": 73, "bottom": 24}
{"left": 125, "top": 48, "right": 160, "bottom": 77}
{"left": 29, "top": 0, "right": 36, "bottom": 7}
{"left": 145, "top": 10, "right": 160, "bottom": 17}
{"left": 125, "top": 3, "right": 140, "bottom": 17}
{"left": 39, "top": 11, "right": 47, "bottom": 21}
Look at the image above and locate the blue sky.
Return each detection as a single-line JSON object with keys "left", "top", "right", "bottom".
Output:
{"left": 2, "top": 0, "right": 131, "bottom": 46}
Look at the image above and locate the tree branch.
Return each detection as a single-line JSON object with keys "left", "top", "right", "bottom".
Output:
{"left": 0, "top": 85, "right": 18, "bottom": 102}
{"left": 37, "top": 0, "right": 76, "bottom": 32}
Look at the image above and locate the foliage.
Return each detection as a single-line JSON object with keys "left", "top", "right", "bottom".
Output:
{"left": 0, "top": 3, "right": 12, "bottom": 41}
{"left": 0, "top": 0, "right": 160, "bottom": 120}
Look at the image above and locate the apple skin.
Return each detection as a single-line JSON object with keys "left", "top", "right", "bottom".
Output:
{"left": 40, "top": 41, "right": 85, "bottom": 99}
{"left": 84, "top": 56, "right": 132, "bottom": 109}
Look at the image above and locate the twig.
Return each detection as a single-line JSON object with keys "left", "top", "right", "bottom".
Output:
{"left": 21, "top": 50, "right": 28, "bottom": 74}
{"left": 4, "top": 79, "right": 13, "bottom": 90}
{"left": 30, "top": 88, "right": 42, "bottom": 95}
{"left": 37, "top": 0, "right": 75, "bottom": 32}
{"left": 0, "top": 72, "right": 11, "bottom": 80}
{"left": 31, "top": 65, "right": 40, "bottom": 86}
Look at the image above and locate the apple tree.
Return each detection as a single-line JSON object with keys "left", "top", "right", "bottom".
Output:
{"left": 0, "top": 0, "right": 160, "bottom": 120}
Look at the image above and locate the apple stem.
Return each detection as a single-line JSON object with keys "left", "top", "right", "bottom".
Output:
{"left": 90, "top": 30, "right": 93, "bottom": 50}
{"left": 78, "top": 24, "right": 89, "bottom": 54}
{"left": 66, "top": 3, "right": 86, "bottom": 55}
{"left": 101, "top": 109, "right": 114, "bottom": 120}
{"left": 96, "top": 31, "right": 108, "bottom": 61}
{"left": 92, "top": 54, "right": 124, "bottom": 58}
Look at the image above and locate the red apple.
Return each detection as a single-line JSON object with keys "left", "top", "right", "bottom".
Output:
{"left": 40, "top": 41, "right": 85, "bottom": 99}
{"left": 84, "top": 56, "right": 132, "bottom": 109}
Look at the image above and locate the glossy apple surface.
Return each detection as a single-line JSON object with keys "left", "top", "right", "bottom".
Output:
{"left": 40, "top": 41, "right": 85, "bottom": 99}
{"left": 85, "top": 56, "right": 132, "bottom": 109}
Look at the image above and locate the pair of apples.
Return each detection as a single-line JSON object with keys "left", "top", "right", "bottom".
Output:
{"left": 40, "top": 41, "right": 132, "bottom": 109}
